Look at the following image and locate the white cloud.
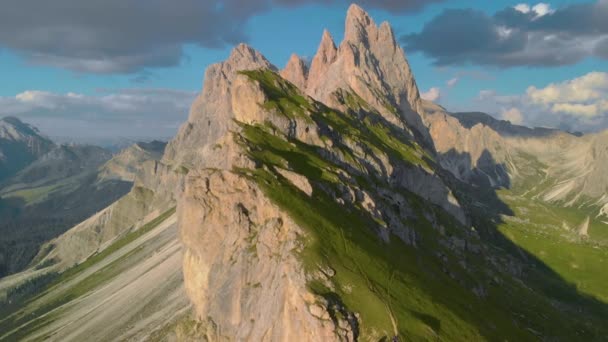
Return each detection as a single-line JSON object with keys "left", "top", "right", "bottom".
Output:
{"left": 421, "top": 87, "right": 441, "bottom": 101}
{"left": 513, "top": 3, "right": 554, "bottom": 18}
{"left": 531, "top": 3, "right": 554, "bottom": 18}
{"left": 514, "top": 3, "right": 531, "bottom": 13}
{"left": 501, "top": 107, "right": 524, "bottom": 124}
{"left": 527, "top": 72, "right": 608, "bottom": 104}
{"left": 0, "top": 88, "right": 196, "bottom": 140}
{"left": 472, "top": 71, "right": 608, "bottom": 132}
{"left": 525, "top": 72, "right": 608, "bottom": 119}
{"left": 446, "top": 77, "right": 459, "bottom": 87}
{"left": 552, "top": 103, "right": 602, "bottom": 118}
{"left": 496, "top": 26, "right": 513, "bottom": 39}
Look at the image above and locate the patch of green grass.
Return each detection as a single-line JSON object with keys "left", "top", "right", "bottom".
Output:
{"left": 309, "top": 95, "right": 432, "bottom": 170}
{"left": 238, "top": 122, "right": 341, "bottom": 184}
{"left": 498, "top": 191, "right": 608, "bottom": 303}
{"left": 239, "top": 69, "right": 314, "bottom": 123}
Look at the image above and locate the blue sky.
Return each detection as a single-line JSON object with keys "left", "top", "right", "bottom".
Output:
{"left": 1, "top": 0, "right": 607, "bottom": 140}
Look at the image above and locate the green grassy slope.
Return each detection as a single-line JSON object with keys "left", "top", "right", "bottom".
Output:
{"left": 495, "top": 152, "right": 608, "bottom": 304}
{"left": 233, "top": 70, "right": 608, "bottom": 341}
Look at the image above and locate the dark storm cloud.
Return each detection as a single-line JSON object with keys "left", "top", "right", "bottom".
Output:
{"left": 0, "top": 0, "right": 445, "bottom": 74}
{"left": 402, "top": 0, "right": 608, "bottom": 67}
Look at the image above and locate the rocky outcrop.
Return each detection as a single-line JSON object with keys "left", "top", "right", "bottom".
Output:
{"left": 424, "top": 107, "right": 513, "bottom": 187}
{"left": 163, "top": 40, "right": 356, "bottom": 340}
{"left": 431, "top": 108, "right": 608, "bottom": 217}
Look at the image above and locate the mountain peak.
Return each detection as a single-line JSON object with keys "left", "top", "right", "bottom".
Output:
{"left": 280, "top": 54, "right": 308, "bottom": 90}
{"left": 345, "top": 3, "right": 371, "bottom": 24}
{"left": 227, "top": 43, "right": 272, "bottom": 70}
{"left": 320, "top": 29, "right": 337, "bottom": 55}
{"left": 344, "top": 4, "right": 376, "bottom": 45}
{"left": 307, "top": 29, "right": 338, "bottom": 92}
{"left": 304, "top": 4, "right": 421, "bottom": 131}
{"left": 0, "top": 116, "right": 44, "bottom": 141}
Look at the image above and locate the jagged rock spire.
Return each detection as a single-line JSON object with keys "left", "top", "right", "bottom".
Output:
{"left": 305, "top": 4, "right": 423, "bottom": 135}
{"left": 344, "top": 3, "right": 376, "bottom": 45}
{"left": 280, "top": 53, "right": 308, "bottom": 91}
{"left": 307, "top": 30, "right": 338, "bottom": 92}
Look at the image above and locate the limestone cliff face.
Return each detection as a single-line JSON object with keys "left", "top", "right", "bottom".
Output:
{"left": 180, "top": 171, "right": 347, "bottom": 341}
{"left": 422, "top": 105, "right": 513, "bottom": 187}
{"left": 306, "top": 29, "right": 338, "bottom": 96}
{"left": 165, "top": 41, "right": 357, "bottom": 339}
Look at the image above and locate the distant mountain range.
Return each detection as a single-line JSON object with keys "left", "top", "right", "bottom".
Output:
{"left": 0, "top": 116, "right": 166, "bottom": 277}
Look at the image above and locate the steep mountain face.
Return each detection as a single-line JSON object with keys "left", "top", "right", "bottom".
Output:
{"left": 0, "top": 208, "right": 189, "bottom": 341}
{"left": 0, "top": 137, "right": 184, "bottom": 339}
{"left": 3, "top": 4, "right": 608, "bottom": 342}
{"left": 0, "top": 117, "right": 55, "bottom": 182}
